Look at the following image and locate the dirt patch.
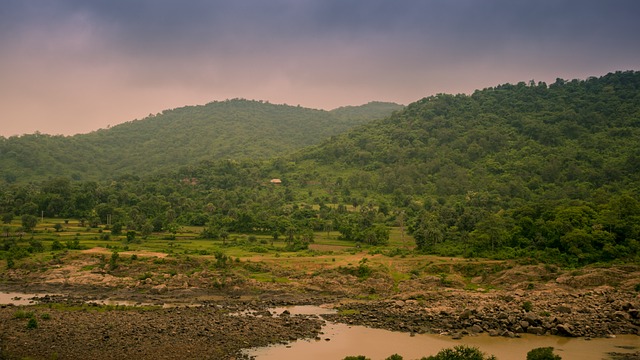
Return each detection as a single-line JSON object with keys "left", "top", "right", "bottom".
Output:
{"left": 308, "top": 244, "right": 352, "bottom": 252}
{"left": 82, "top": 247, "right": 169, "bottom": 259}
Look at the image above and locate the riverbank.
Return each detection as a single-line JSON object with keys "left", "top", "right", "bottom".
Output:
{"left": 0, "top": 301, "right": 324, "bottom": 360}
{"left": 325, "top": 287, "right": 640, "bottom": 339}
{"left": 1, "top": 250, "right": 639, "bottom": 359}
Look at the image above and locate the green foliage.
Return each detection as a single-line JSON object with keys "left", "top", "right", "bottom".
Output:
{"left": 51, "top": 240, "right": 64, "bottom": 251}
{"left": 6, "top": 256, "right": 15, "bottom": 269}
{"left": 109, "top": 251, "right": 119, "bottom": 270}
{"left": 1, "top": 213, "right": 13, "bottom": 224}
{"left": 527, "top": 347, "right": 562, "bottom": 360}
{"left": 13, "top": 310, "right": 34, "bottom": 319}
{"left": 26, "top": 318, "right": 38, "bottom": 329}
{"left": 21, "top": 215, "right": 38, "bottom": 232}
{"left": 0, "top": 100, "right": 400, "bottom": 183}
{"left": 214, "top": 251, "right": 230, "bottom": 269}
{"left": 111, "top": 223, "right": 123, "bottom": 236}
{"left": 522, "top": 301, "right": 533, "bottom": 312}
{"left": 1, "top": 72, "right": 639, "bottom": 266}
{"left": 421, "top": 346, "right": 497, "bottom": 360}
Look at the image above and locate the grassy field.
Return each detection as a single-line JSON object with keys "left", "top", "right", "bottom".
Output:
{"left": 0, "top": 218, "right": 525, "bottom": 294}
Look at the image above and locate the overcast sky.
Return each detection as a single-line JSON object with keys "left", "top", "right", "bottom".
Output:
{"left": 1, "top": 0, "right": 639, "bottom": 136}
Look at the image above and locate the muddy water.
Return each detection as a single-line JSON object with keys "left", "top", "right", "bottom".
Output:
{"left": 247, "top": 307, "right": 639, "bottom": 360}
{"left": 0, "top": 292, "right": 58, "bottom": 306}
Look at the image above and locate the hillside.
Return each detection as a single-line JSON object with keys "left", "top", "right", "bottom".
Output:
{"left": 290, "top": 70, "right": 640, "bottom": 263}
{"left": 0, "top": 100, "right": 402, "bottom": 182}
{"left": 1, "top": 71, "right": 638, "bottom": 266}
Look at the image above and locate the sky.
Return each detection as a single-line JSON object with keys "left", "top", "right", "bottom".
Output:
{"left": 1, "top": 0, "right": 639, "bottom": 137}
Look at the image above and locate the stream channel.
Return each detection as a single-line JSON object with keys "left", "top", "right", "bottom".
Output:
{"left": 2, "top": 293, "right": 637, "bottom": 359}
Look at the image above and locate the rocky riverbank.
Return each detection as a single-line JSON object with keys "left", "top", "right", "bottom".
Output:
{"left": 0, "top": 302, "right": 324, "bottom": 360}
{"left": 324, "top": 287, "right": 640, "bottom": 340}
{"left": 1, "top": 254, "right": 639, "bottom": 359}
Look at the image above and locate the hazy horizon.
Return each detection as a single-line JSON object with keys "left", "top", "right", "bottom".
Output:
{"left": 2, "top": 0, "right": 639, "bottom": 137}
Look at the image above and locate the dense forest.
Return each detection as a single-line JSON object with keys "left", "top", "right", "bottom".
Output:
{"left": 1, "top": 71, "right": 639, "bottom": 266}
{"left": 0, "top": 100, "right": 402, "bottom": 182}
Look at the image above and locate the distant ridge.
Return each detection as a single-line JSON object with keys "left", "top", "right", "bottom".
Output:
{"left": 0, "top": 99, "right": 402, "bottom": 182}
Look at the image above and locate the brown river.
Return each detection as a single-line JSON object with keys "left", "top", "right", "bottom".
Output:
{"left": 2, "top": 294, "right": 637, "bottom": 359}
{"left": 246, "top": 306, "right": 639, "bottom": 360}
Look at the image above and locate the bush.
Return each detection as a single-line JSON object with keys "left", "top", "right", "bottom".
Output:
{"left": 522, "top": 301, "right": 533, "bottom": 312}
{"left": 27, "top": 318, "right": 38, "bottom": 329}
{"left": 527, "top": 347, "right": 562, "bottom": 360}
{"left": 421, "top": 346, "right": 497, "bottom": 360}
{"left": 51, "top": 240, "right": 64, "bottom": 251}
{"left": 13, "top": 310, "right": 34, "bottom": 319}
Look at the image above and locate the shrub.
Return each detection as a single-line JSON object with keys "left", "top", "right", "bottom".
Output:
{"left": 51, "top": 240, "right": 64, "bottom": 251}
{"left": 27, "top": 318, "right": 38, "bottom": 329}
{"left": 522, "top": 301, "right": 533, "bottom": 312}
{"left": 13, "top": 310, "right": 34, "bottom": 319}
{"left": 109, "top": 251, "right": 119, "bottom": 270}
{"left": 421, "top": 346, "right": 497, "bottom": 360}
{"left": 527, "top": 347, "right": 562, "bottom": 360}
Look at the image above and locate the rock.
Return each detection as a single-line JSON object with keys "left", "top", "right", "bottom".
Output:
{"left": 611, "top": 311, "right": 630, "bottom": 320}
{"left": 556, "top": 305, "right": 572, "bottom": 314}
{"left": 628, "top": 309, "right": 639, "bottom": 319}
{"left": 527, "top": 326, "right": 545, "bottom": 335}
{"left": 519, "top": 320, "right": 530, "bottom": 329}
{"left": 150, "top": 284, "right": 168, "bottom": 294}
{"left": 459, "top": 309, "right": 473, "bottom": 320}
{"left": 524, "top": 313, "right": 539, "bottom": 325}
{"left": 451, "top": 332, "right": 463, "bottom": 340}
{"left": 557, "top": 323, "right": 576, "bottom": 337}
{"left": 469, "top": 325, "right": 483, "bottom": 334}
{"left": 488, "top": 329, "right": 501, "bottom": 337}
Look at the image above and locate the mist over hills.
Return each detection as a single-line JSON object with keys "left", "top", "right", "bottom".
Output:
{"left": 0, "top": 100, "right": 403, "bottom": 182}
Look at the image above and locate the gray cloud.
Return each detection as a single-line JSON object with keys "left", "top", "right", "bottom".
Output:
{"left": 1, "top": 0, "right": 639, "bottom": 136}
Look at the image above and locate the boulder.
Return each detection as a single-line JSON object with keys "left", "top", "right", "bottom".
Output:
{"left": 557, "top": 323, "right": 576, "bottom": 337}
{"left": 150, "top": 284, "right": 168, "bottom": 294}
{"left": 527, "top": 326, "right": 545, "bottom": 335}
{"left": 468, "top": 324, "right": 483, "bottom": 334}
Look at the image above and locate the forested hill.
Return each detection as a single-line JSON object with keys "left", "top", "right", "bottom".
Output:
{"left": 301, "top": 70, "right": 640, "bottom": 196}
{"left": 285, "top": 70, "right": 639, "bottom": 263}
{"left": 0, "top": 100, "right": 403, "bottom": 182}
{"left": 1, "top": 71, "right": 638, "bottom": 266}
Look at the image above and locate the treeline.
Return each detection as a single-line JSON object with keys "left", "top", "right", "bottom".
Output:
{"left": 0, "top": 159, "right": 392, "bottom": 248}
{"left": 1, "top": 71, "right": 639, "bottom": 265}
